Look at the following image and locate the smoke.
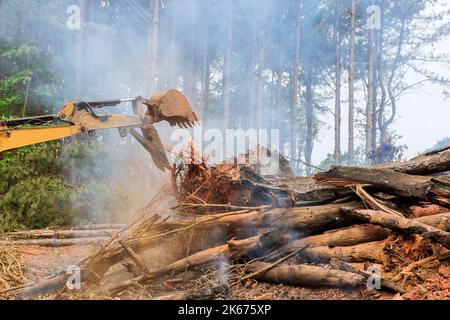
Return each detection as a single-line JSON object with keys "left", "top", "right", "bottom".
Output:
{"left": 2, "top": 0, "right": 450, "bottom": 223}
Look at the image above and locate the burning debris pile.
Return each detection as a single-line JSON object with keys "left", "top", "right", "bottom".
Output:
{"left": 9, "top": 147, "right": 450, "bottom": 300}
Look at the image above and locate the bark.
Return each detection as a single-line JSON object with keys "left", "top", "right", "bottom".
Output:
{"left": 349, "top": 209, "right": 450, "bottom": 249}
{"left": 415, "top": 212, "right": 450, "bottom": 231}
{"left": 247, "top": 26, "right": 257, "bottom": 129}
{"left": 83, "top": 203, "right": 362, "bottom": 282}
{"left": 315, "top": 166, "right": 431, "bottom": 198}
{"left": 148, "top": 0, "right": 159, "bottom": 92}
{"left": 348, "top": 0, "right": 356, "bottom": 166}
{"left": 201, "top": 0, "right": 211, "bottom": 126}
{"left": 168, "top": 2, "right": 178, "bottom": 88}
{"left": 334, "top": 0, "right": 341, "bottom": 164}
{"left": 275, "top": 30, "right": 283, "bottom": 133}
{"left": 366, "top": 27, "right": 375, "bottom": 164}
{"left": 256, "top": 0, "right": 267, "bottom": 131}
{"left": 284, "top": 224, "right": 390, "bottom": 249}
{"left": 109, "top": 231, "right": 293, "bottom": 293}
{"left": 74, "top": 0, "right": 85, "bottom": 96}
{"left": 222, "top": 0, "right": 233, "bottom": 130}
{"left": 375, "top": 151, "right": 450, "bottom": 175}
{"left": 377, "top": 0, "right": 388, "bottom": 145}
{"left": 384, "top": 11, "right": 407, "bottom": 138}
{"left": 330, "top": 258, "right": 405, "bottom": 293}
{"left": 305, "top": 64, "right": 314, "bottom": 175}
{"left": 153, "top": 284, "right": 228, "bottom": 300}
{"left": 297, "top": 240, "right": 387, "bottom": 263}
{"left": 71, "top": 224, "right": 125, "bottom": 230}
{"left": 291, "top": 6, "right": 301, "bottom": 162}
{"left": 0, "top": 237, "right": 106, "bottom": 247}
{"left": 247, "top": 262, "right": 365, "bottom": 288}
{"left": 1, "top": 229, "right": 117, "bottom": 240}
{"left": 17, "top": 274, "right": 67, "bottom": 299}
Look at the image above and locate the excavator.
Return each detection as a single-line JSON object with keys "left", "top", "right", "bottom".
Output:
{"left": 0, "top": 89, "right": 198, "bottom": 171}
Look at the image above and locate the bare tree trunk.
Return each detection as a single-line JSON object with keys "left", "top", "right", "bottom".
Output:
{"left": 256, "top": 0, "right": 267, "bottom": 131}
{"left": 168, "top": 3, "right": 178, "bottom": 88}
{"left": 222, "top": 0, "right": 233, "bottom": 131}
{"left": 305, "top": 63, "right": 313, "bottom": 176}
{"left": 384, "top": 11, "right": 407, "bottom": 142}
{"left": 291, "top": 6, "right": 301, "bottom": 165}
{"left": 247, "top": 26, "right": 257, "bottom": 130}
{"left": 75, "top": 0, "right": 85, "bottom": 97}
{"left": 377, "top": 0, "right": 387, "bottom": 146}
{"left": 201, "top": 1, "right": 211, "bottom": 127}
{"left": 275, "top": 43, "right": 283, "bottom": 132}
{"left": 148, "top": 0, "right": 159, "bottom": 92}
{"left": 348, "top": 0, "right": 356, "bottom": 166}
{"left": 366, "top": 28, "right": 375, "bottom": 164}
{"left": 334, "top": 0, "right": 341, "bottom": 164}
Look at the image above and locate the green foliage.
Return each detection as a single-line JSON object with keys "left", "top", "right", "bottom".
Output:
{"left": 0, "top": 41, "right": 61, "bottom": 118}
{"left": 0, "top": 176, "right": 72, "bottom": 232}
{"left": 319, "top": 146, "right": 367, "bottom": 171}
{"left": 0, "top": 141, "right": 129, "bottom": 232}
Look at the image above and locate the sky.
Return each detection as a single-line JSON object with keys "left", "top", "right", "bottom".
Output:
{"left": 314, "top": 6, "right": 450, "bottom": 164}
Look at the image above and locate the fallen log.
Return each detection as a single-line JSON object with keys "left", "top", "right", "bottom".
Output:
{"left": 375, "top": 150, "right": 450, "bottom": 175}
{"left": 347, "top": 209, "right": 450, "bottom": 249}
{"left": 296, "top": 240, "right": 387, "bottom": 263}
{"left": 109, "top": 230, "right": 294, "bottom": 294}
{"left": 17, "top": 274, "right": 67, "bottom": 299}
{"left": 330, "top": 258, "right": 405, "bottom": 293}
{"left": 0, "top": 237, "right": 107, "bottom": 247}
{"left": 284, "top": 212, "right": 450, "bottom": 251}
{"left": 246, "top": 262, "right": 365, "bottom": 288}
{"left": 415, "top": 212, "right": 450, "bottom": 231}
{"left": 315, "top": 166, "right": 431, "bottom": 199}
{"left": 284, "top": 224, "right": 390, "bottom": 248}
{"left": 84, "top": 203, "right": 363, "bottom": 283}
{"left": 70, "top": 224, "right": 125, "bottom": 230}
{"left": 153, "top": 284, "right": 228, "bottom": 300}
{"left": 1, "top": 229, "right": 117, "bottom": 240}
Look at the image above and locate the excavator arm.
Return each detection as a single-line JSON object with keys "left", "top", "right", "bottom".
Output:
{"left": 0, "top": 89, "right": 198, "bottom": 171}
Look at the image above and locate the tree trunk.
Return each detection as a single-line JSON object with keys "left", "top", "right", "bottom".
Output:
{"left": 148, "top": 0, "right": 159, "bottom": 92}
{"left": 74, "top": 0, "right": 85, "bottom": 97}
{"left": 375, "top": 150, "right": 450, "bottom": 175}
{"left": 201, "top": 0, "right": 211, "bottom": 127}
{"left": 315, "top": 166, "right": 431, "bottom": 198}
{"left": 291, "top": 6, "right": 301, "bottom": 165}
{"left": 256, "top": 0, "right": 267, "bottom": 131}
{"left": 222, "top": 0, "right": 233, "bottom": 131}
{"left": 377, "top": 0, "right": 387, "bottom": 146}
{"left": 348, "top": 0, "right": 356, "bottom": 166}
{"left": 305, "top": 64, "right": 314, "bottom": 176}
{"left": 334, "top": 0, "right": 341, "bottom": 164}
{"left": 168, "top": 3, "right": 178, "bottom": 88}
{"left": 348, "top": 209, "right": 450, "bottom": 249}
{"left": 275, "top": 43, "right": 283, "bottom": 133}
{"left": 366, "top": 28, "right": 375, "bottom": 164}
{"left": 247, "top": 262, "right": 365, "bottom": 288}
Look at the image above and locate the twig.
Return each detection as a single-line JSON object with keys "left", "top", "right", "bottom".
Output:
{"left": 393, "top": 251, "right": 450, "bottom": 281}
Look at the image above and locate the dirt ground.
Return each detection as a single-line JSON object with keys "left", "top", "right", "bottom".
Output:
{"left": 9, "top": 244, "right": 450, "bottom": 300}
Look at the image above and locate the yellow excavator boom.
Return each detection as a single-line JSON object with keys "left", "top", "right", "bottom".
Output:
{"left": 0, "top": 90, "right": 198, "bottom": 171}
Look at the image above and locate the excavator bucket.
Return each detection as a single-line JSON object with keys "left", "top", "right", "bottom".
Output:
{"left": 131, "top": 90, "right": 198, "bottom": 171}
{"left": 143, "top": 89, "right": 198, "bottom": 128}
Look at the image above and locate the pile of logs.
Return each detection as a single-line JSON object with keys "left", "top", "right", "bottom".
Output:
{"left": 16, "top": 148, "right": 450, "bottom": 299}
